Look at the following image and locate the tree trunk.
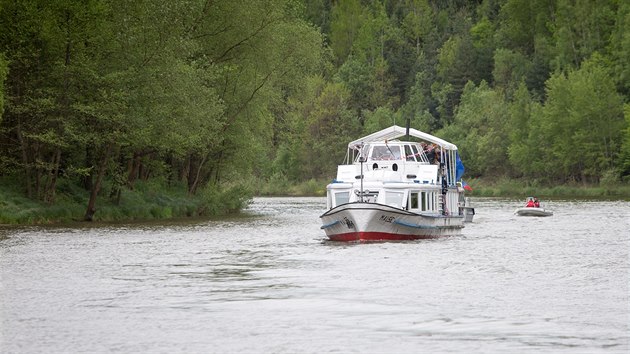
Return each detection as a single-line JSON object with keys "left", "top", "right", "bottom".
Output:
{"left": 179, "top": 155, "right": 190, "bottom": 183}
{"left": 109, "top": 146, "right": 123, "bottom": 204}
{"left": 140, "top": 152, "right": 152, "bottom": 180}
{"left": 83, "top": 145, "right": 93, "bottom": 191}
{"left": 35, "top": 153, "right": 41, "bottom": 199}
{"left": 188, "top": 153, "right": 207, "bottom": 195}
{"left": 84, "top": 143, "right": 113, "bottom": 221}
{"left": 187, "top": 154, "right": 197, "bottom": 193}
{"left": 166, "top": 154, "right": 175, "bottom": 186}
{"left": 214, "top": 149, "right": 224, "bottom": 185}
{"left": 127, "top": 151, "right": 140, "bottom": 188}
{"left": 45, "top": 148, "right": 61, "bottom": 203}
{"left": 15, "top": 121, "right": 33, "bottom": 198}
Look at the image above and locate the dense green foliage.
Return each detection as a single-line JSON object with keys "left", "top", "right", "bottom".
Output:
{"left": 0, "top": 0, "right": 324, "bottom": 220}
{"left": 1, "top": 0, "right": 629, "bottom": 222}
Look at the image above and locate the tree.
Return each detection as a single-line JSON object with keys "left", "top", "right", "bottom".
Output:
{"left": 337, "top": 55, "right": 372, "bottom": 119}
{"left": 401, "top": 69, "right": 438, "bottom": 132}
{"left": 303, "top": 81, "right": 360, "bottom": 178}
{"left": 609, "top": 1, "right": 630, "bottom": 97}
{"left": 329, "top": 0, "right": 364, "bottom": 65}
{"left": 620, "top": 104, "right": 630, "bottom": 179}
{"left": 506, "top": 82, "right": 545, "bottom": 177}
{"left": 439, "top": 80, "right": 510, "bottom": 177}
{"left": 363, "top": 106, "right": 400, "bottom": 133}
{"left": 495, "top": 0, "right": 555, "bottom": 56}
{"left": 189, "top": 0, "right": 325, "bottom": 187}
{"left": 0, "top": 53, "right": 6, "bottom": 121}
{"left": 494, "top": 0, "right": 554, "bottom": 96}
{"left": 304, "top": 0, "right": 332, "bottom": 36}
{"left": 435, "top": 33, "right": 477, "bottom": 124}
{"left": 0, "top": 0, "right": 113, "bottom": 202}
{"left": 400, "top": 0, "right": 433, "bottom": 55}
{"left": 470, "top": 16, "right": 495, "bottom": 84}
{"left": 540, "top": 54, "right": 625, "bottom": 183}
{"left": 492, "top": 48, "right": 531, "bottom": 96}
{"left": 553, "top": 0, "right": 617, "bottom": 70}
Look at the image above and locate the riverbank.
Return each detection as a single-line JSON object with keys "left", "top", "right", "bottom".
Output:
{"left": 2, "top": 176, "right": 628, "bottom": 225}
{"left": 0, "top": 175, "right": 326, "bottom": 225}
{"left": 258, "top": 176, "right": 630, "bottom": 200}
{"left": 257, "top": 176, "right": 326, "bottom": 197}
{"left": 460, "top": 177, "right": 630, "bottom": 200}
{"left": 0, "top": 177, "right": 251, "bottom": 225}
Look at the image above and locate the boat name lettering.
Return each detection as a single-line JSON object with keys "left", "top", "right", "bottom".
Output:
{"left": 343, "top": 217, "right": 355, "bottom": 228}
{"left": 380, "top": 215, "right": 395, "bottom": 223}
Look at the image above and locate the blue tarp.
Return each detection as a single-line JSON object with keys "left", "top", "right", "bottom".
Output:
{"left": 456, "top": 152, "right": 465, "bottom": 181}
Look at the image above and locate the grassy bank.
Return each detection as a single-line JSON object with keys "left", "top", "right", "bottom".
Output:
{"left": 461, "top": 177, "right": 630, "bottom": 200}
{"left": 255, "top": 176, "right": 630, "bottom": 200}
{"left": 256, "top": 178, "right": 630, "bottom": 200}
{"left": 3, "top": 175, "right": 628, "bottom": 225}
{"left": 0, "top": 177, "right": 252, "bottom": 225}
{"left": 256, "top": 175, "right": 328, "bottom": 197}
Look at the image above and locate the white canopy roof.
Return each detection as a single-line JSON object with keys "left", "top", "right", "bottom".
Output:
{"left": 348, "top": 125, "right": 458, "bottom": 151}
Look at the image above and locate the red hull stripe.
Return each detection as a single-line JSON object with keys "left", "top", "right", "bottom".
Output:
{"left": 328, "top": 231, "right": 442, "bottom": 242}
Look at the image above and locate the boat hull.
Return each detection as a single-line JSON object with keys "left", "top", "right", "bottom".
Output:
{"left": 320, "top": 202, "right": 464, "bottom": 242}
{"left": 514, "top": 207, "right": 553, "bottom": 217}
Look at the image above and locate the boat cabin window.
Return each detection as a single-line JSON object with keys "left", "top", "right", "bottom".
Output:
{"left": 413, "top": 145, "right": 430, "bottom": 163}
{"left": 370, "top": 145, "right": 401, "bottom": 160}
{"left": 385, "top": 191, "right": 404, "bottom": 208}
{"left": 334, "top": 191, "right": 350, "bottom": 206}
{"left": 409, "top": 191, "right": 435, "bottom": 211}
{"left": 410, "top": 192, "right": 419, "bottom": 209}
{"left": 421, "top": 192, "right": 428, "bottom": 211}
{"left": 404, "top": 145, "right": 416, "bottom": 162}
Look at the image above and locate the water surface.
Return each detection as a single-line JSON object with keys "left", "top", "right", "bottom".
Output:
{"left": 1, "top": 197, "right": 629, "bottom": 353}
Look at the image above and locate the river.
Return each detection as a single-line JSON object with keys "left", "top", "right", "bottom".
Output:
{"left": 1, "top": 197, "right": 629, "bottom": 353}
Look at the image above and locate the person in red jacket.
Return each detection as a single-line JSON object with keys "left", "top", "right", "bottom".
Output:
{"left": 534, "top": 197, "right": 540, "bottom": 208}
{"left": 526, "top": 198, "right": 535, "bottom": 207}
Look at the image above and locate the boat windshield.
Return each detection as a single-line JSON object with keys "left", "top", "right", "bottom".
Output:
{"left": 370, "top": 145, "right": 401, "bottom": 160}
{"left": 408, "top": 144, "right": 430, "bottom": 163}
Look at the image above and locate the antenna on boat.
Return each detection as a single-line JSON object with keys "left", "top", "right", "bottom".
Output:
{"left": 405, "top": 116, "right": 410, "bottom": 140}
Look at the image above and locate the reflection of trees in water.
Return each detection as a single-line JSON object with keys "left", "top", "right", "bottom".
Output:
{"left": 166, "top": 249, "right": 302, "bottom": 301}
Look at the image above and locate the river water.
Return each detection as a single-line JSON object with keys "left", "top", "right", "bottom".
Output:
{"left": 1, "top": 197, "right": 629, "bottom": 353}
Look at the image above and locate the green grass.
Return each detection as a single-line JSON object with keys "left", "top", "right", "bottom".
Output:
{"left": 256, "top": 175, "right": 630, "bottom": 200}
{"left": 0, "top": 176, "right": 252, "bottom": 225}
{"left": 463, "top": 177, "right": 630, "bottom": 200}
{"left": 3, "top": 174, "right": 627, "bottom": 225}
{"left": 256, "top": 175, "right": 327, "bottom": 197}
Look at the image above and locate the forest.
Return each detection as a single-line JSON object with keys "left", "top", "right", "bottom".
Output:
{"left": 0, "top": 0, "right": 629, "bottom": 222}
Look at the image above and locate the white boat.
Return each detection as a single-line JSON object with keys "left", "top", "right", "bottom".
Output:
{"left": 514, "top": 197, "right": 553, "bottom": 217}
{"left": 514, "top": 207, "right": 553, "bottom": 217}
{"left": 320, "top": 125, "right": 470, "bottom": 242}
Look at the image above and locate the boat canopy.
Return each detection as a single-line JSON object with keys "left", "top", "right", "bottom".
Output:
{"left": 348, "top": 125, "right": 458, "bottom": 151}
{"left": 341, "top": 125, "right": 464, "bottom": 186}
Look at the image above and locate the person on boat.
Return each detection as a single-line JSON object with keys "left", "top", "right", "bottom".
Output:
{"left": 525, "top": 198, "right": 535, "bottom": 208}
{"left": 424, "top": 144, "right": 435, "bottom": 163}
{"left": 434, "top": 146, "right": 441, "bottom": 165}
{"left": 534, "top": 197, "right": 540, "bottom": 208}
